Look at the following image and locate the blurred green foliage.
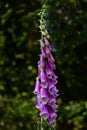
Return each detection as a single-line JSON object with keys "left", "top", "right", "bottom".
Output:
{"left": 0, "top": 0, "right": 87, "bottom": 130}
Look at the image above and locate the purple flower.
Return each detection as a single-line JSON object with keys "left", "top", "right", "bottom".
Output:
{"left": 33, "top": 79, "right": 40, "bottom": 95}
{"left": 45, "top": 46, "right": 51, "bottom": 55}
{"left": 48, "top": 86, "right": 56, "bottom": 95}
{"left": 38, "top": 64, "right": 40, "bottom": 76}
{"left": 52, "top": 103, "right": 58, "bottom": 110}
{"left": 48, "top": 54, "right": 55, "bottom": 63}
{"left": 40, "top": 56, "right": 45, "bottom": 68}
{"left": 50, "top": 111, "right": 57, "bottom": 121}
{"left": 53, "top": 73, "right": 58, "bottom": 79}
{"left": 48, "top": 94, "right": 56, "bottom": 105}
{"left": 45, "top": 39, "right": 50, "bottom": 46}
{"left": 33, "top": 39, "right": 58, "bottom": 125}
{"left": 54, "top": 93, "right": 59, "bottom": 98}
{"left": 49, "top": 62, "right": 56, "bottom": 69}
{"left": 51, "top": 75, "right": 58, "bottom": 85}
{"left": 48, "top": 116, "right": 56, "bottom": 125}
{"left": 40, "top": 40, "right": 45, "bottom": 48}
{"left": 40, "top": 104, "right": 49, "bottom": 120}
{"left": 40, "top": 70, "right": 48, "bottom": 88}
{"left": 47, "top": 106, "right": 57, "bottom": 125}
{"left": 36, "top": 95, "right": 41, "bottom": 110}
{"left": 41, "top": 48, "right": 46, "bottom": 57}
{"left": 40, "top": 88, "right": 49, "bottom": 104}
{"left": 45, "top": 63, "right": 53, "bottom": 79}
{"left": 45, "top": 39, "right": 52, "bottom": 51}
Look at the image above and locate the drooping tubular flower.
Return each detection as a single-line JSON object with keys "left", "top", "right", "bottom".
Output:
{"left": 33, "top": 39, "right": 59, "bottom": 125}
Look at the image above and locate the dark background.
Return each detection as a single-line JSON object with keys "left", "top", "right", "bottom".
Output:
{"left": 0, "top": 0, "right": 87, "bottom": 130}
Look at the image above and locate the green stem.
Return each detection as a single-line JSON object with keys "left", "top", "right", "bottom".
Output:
{"left": 41, "top": 117, "right": 43, "bottom": 130}
{"left": 38, "top": 3, "right": 47, "bottom": 41}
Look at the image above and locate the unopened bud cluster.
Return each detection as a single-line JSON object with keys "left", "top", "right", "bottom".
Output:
{"left": 38, "top": 4, "right": 50, "bottom": 40}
